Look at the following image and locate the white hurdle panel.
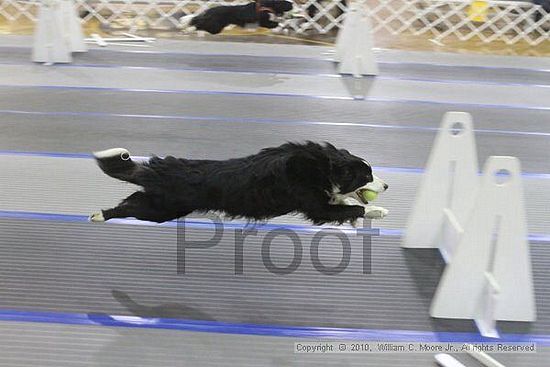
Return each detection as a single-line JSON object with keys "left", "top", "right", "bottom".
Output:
{"left": 403, "top": 112, "right": 536, "bottom": 338}
{"left": 33, "top": 0, "right": 87, "bottom": 64}
{"left": 333, "top": 2, "right": 378, "bottom": 77}
{"left": 430, "top": 156, "right": 536, "bottom": 338}
{"left": 402, "top": 112, "right": 479, "bottom": 263}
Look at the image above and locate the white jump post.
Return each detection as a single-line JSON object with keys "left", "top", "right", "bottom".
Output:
{"left": 33, "top": 0, "right": 87, "bottom": 64}
{"left": 334, "top": 3, "right": 378, "bottom": 77}
{"left": 430, "top": 156, "right": 536, "bottom": 337}
{"left": 402, "top": 112, "right": 479, "bottom": 262}
{"left": 403, "top": 112, "right": 536, "bottom": 338}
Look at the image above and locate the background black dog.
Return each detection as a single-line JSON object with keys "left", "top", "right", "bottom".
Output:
{"left": 182, "top": 0, "right": 294, "bottom": 34}
{"left": 90, "top": 142, "right": 386, "bottom": 225}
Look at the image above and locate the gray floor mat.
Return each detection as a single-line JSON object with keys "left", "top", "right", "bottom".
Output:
{"left": 1, "top": 217, "right": 549, "bottom": 337}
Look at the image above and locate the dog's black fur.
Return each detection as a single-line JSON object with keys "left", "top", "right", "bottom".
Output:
{"left": 94, "top": 142, "right": 373, "bottom": 225}
{"left": 189, "top": 0, "right": 293, "bottom": 34}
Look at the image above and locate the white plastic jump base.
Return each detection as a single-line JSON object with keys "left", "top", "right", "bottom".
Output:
{"left": 334, "top": 3, "right": 378, "bottom": 77}
{"left": 32, "top": 0, "right": 87, "bottom": 64}
{"left": 430, "top": 156, "right": 536, "bottom": 337}
{"left": 85, "top": 33, "right": 156, "bottom": 47}
{"left": 402, "top": 112, "right": 479, "bottom": 263}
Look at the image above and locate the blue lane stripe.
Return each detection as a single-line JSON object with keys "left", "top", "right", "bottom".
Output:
{"left": 378, "top": 75, "right": 550, "bottom": 89}
{"left": 1, "top": 61, "right": 343, "bottom": 79}
{"left": 0, "top": 308, "right": 549, "bottom": 343}
{"left": 0, "top": 210, "right": 378, "bottom": 236}
{"left": 2, "top": 150, "right": 549, "bottom": 180}
{"left": 379, "top": 59, "right": 550, "bottom": 74}
{"left": 1, "top": 209, "right": 550, "bottom": 244}
{"left": 4, "top": 45, "right": 332, "bottom": 62}
{"left": 3, "top": 84, "right": 550, "bottom": 111}
{"left": 2, "top": 109, "right": 550, "bottom": 138}
{"left": 0, "top": 150, "right": 93, "bottom": 159}
{"left": 0, "top": 84, "right": 356, "bottom": 101}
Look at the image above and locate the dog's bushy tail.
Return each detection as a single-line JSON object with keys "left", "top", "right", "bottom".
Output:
{"left": 93, "top": 148, "right": 143, "bottom": 185}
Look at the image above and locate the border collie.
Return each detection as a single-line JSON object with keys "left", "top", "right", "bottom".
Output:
{"left": 180, "top": 0, "right": 294, "bottom": 35}
{"left": 89, "top": 142, "right": 388, "bottom": 225}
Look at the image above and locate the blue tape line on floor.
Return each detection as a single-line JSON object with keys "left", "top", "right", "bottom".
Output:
{"left": 0, "top": 308, "right": 549, "bottom": 343}
{"left": 0, "top": 210, "right": 549, "bottom": 244}
{"left": 4, "top": 84, "right": 550, "bottom": 111}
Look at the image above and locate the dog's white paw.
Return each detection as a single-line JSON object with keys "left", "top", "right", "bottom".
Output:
{"left": 89, "top": 212, "right": 105, "bottom": 222}
{"left": 364, "top": 206, "right": 389, "bottom": 219}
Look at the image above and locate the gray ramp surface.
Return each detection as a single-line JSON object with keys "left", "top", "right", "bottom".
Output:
{"left": 2, "top": 109, "right": 550, "bottom": 174}
{"left": 6, "top": 34, "right": 550, "bottom": 70}
{"left": 4, "top": 46, "right": 550, "bottom": 86}
{"left": 1, "top": 217, "right": 550, "bottom": 336}
{"left": 2, "top": 87, "right": 550, "bottom": 134}
{"left": 4, "top": 64, "right": 550, "bottom": 107}
{"left": 0, "top": 47, "right": 550, "bottom": 85}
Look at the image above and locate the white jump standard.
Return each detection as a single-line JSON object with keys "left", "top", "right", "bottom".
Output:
{"left": 33, "top": 0, "right": 87, "bottom": 64}
{"left": 402, "top": 112, "right": 536, "bottom": 338}
{"left": 333, "top": 2, "right": 378, "bottom": 77}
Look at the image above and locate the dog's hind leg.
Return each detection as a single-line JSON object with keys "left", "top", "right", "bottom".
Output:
{"left": 91, "top": 191, "right": 188, "bottom": 223}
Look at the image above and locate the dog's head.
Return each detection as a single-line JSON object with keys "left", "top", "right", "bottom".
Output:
{"left": 322, "top": 148, "right": 371, "bottom": 192}
{"left": 260, "top": 0, "right": 294, "bottom": 15}
{"left": 285, "top": 142, "right": 388, "bottom": 201}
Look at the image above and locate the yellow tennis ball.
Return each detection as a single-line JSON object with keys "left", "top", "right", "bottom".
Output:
{"left": 360, "top": 189, "right": 378, "bottom": 203}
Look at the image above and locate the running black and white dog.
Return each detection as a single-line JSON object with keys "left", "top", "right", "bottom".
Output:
{"left": 89, "top": 142, "right": 388, "bottom": 225}
{"left": 180, "top": 0, "right": 294, "bottom": 35}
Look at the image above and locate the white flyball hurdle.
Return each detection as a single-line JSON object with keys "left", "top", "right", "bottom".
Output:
{"left": 403, "top": 112, "right": 536, "bottom": 338}
{"left": 333, "top": 3, "right": 378, "bottom": 77}
{"left": 33, "top": 0, "right": 87, "bottom": 64}
{"left": 403, "top": 112, "right": 479, "bottom": 262}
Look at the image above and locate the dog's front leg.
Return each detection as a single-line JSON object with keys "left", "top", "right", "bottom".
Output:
{"left": 330, "top": 196, "right": 389, "bottom": 221}
{"left": 308, "top": 204, "right": 365, "bottom": 226}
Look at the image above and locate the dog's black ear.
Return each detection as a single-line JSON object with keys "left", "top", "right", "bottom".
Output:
{"left": 286, "top": 152, "right": 331, "bottom": 186}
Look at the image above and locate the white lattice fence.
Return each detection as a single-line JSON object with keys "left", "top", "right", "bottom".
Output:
{"left": 2, "top": 0, "right": 550, "bottom": 44}
{"left": 0, "top": 0, "right": 349, "bottom": 33}
{"left": 366, "top": 0, "right": 550, "bottom": 45}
